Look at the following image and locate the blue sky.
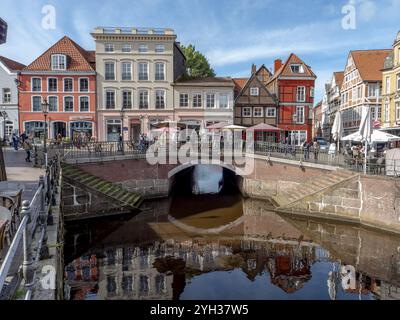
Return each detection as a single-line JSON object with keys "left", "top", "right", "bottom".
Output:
{"left": 1, "top": 0, "right": 399, "bottom": 102}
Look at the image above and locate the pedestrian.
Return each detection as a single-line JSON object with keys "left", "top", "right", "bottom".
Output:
{"left": 56, "top": 133, "right": 62, "bottom": 145}
{"left": 303, "top": 140, "right": 310, "bottom": 160}
{"left": 12, "top": 132, "right": 19, "bottom": 151}
{"left": 313, "top": 140, "right": 320, "bottom": 161}
{"left": 118, "top": 133, "right": 123, "bottom": 151}
{"left": 23, "top": 137, "right": 33, "bottom": 162}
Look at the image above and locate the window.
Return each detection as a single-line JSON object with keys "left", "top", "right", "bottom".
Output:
{"left": 155, "top": 44, "right": 165, "bottom": 53}
{"left": 48, "top": 78, "right": 57, "bottom": 92}
{"left": 105, "top": 62, "right": 115, "bottom": 81}
{"left": 206, "top": 94, "right": 215, "bottom": 108}
{"left": 32, "top": 96, "right": 42, "bottom": 112}
{"left": 64, "top": 78, "right": 73, "bottom": 92}
{"left": 242, "top": 107, "right": 251, "bottom": 117}
{"left": 155, "top": 90, "right": 166, "bottom": 109}
{"left": 51, "top": 54, "right": 66, "bottom": 70}
{"left": 368, "top": 84, "right": 377, "bottom": 97}
{"left": 310, "top": 87, "right": 315, "bottom": 98}
{"left": 386, "top": 76, "right": 391, "bottom": 94}
{"left": 219, "top": 93, "right": 228, "bottom": 109}
{"left": 121, "top": 62, "right": 132, "bottom": 81}
{"left": 122, "top": 90, "right": 132, "bottom": 109}
{"left": 250, "top": 87, "right": 259, "bottom": 96}
{"left": 64, "top": 96, "right": 74, "bottom": 112}
{"left": 48, "top": 96, "right": 58, "bottom": 112}
{"left": 384, "top": 102, "right": 389, "bottom": 122}
{"left": 32, "top": 78, "right": 42, "bottom": 92}
{"left": 79, "top": 97, "right": 89, "bottom": 112}
{"left": 2, "top": 88, "right": 11, "bottom": 103}
{"left": 296, "top": 86, "right": 305, "bottom": 102}
{"left": 266, "top": 107, "right": 276, "bottom": 118}
{"left": 397, "top": 74, "right": 400, "bottom": 90}
{"left": 179, "top": 93, "right": 189, "bottom": 107}
{"left": 138, "top": 62, "right": 149, "bottom": 81}
{"left": 79, "top": 78, "right": 89, "bottom": 92}
{"left": 105, "top": 43, "right": 114, "bottom": 52}
{"left": 155, "top": 62, "right": 165, "bottom": 81}
{"left": 122, "top": 44, "right": 131, "bottom": 53}
{"left": 290, "top": 64, "right": 304, "bottom": 73}
{"left": 105, "top": 90, "right": 115, "bottom": 109}
{"left": 193, "top": 94, "right": 202, "bottom": 108}
{"left": 295, "top": 106, "right": 305, "bottom": 124}
{"left": 139, "top": 90, "right": 149, "bottom": 109}
{"left": 253, "top": 107, "right": 263, "bottom": 117}
{"left": 396, "top": 102, "right": 400, "bottom": 121}
{"left": 139, "top": 44, "right": 148, "bottom": 53}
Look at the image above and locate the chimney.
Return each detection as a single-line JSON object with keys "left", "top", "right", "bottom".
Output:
{"left": 274, "top": 59, "right": 283, "bottom": 73}
{"left": 251, "top": 63, "right": 257, "bottom": 74}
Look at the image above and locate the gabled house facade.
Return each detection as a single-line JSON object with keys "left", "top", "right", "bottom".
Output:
{"left": 234, "top": 65, "right": 278, "bottom": 132}
{"left": 381, "top": 31, "right": 400, "bottom": 135}
{"left": 18, "top": 36, "right": 97, "bottom": 141}
{"left": 267, "top": 54, "right": 316, "bottom": 145}
{"left": 0, "top": 56, "right": 25, "bottom": 141}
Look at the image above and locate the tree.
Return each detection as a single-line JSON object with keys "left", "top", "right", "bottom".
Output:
{"left": 180, "top": 44, "right": 215, "bottom": 78}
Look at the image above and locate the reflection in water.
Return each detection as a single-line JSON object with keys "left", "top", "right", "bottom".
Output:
{"left": 64, "top": 196, "right": 400, "bottom": 300}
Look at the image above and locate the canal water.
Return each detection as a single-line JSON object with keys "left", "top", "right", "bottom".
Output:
{"left": 63, "top": 167, "right": 400, "bottom": 300}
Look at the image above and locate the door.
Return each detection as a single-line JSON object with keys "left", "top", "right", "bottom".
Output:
{"left": 53, "top": 122, "right": 66, "bottom": 139}
{"left": 130, "top": 124, "right": 141, "bottom": 142}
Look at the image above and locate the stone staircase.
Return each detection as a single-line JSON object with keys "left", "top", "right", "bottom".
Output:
{"left": 62, "top": 164, "right": 143, "bottom": 209}
{"left": 273, "top": 169, "right": 359, "bottom": 209}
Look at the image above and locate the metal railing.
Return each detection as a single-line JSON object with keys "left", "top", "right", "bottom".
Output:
{"left": 0, "top": 154, "right": 61, "bottom": 299}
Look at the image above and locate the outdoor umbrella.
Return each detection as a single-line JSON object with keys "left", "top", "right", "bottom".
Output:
{"left": 341, "top": 130, "right": 400, "bottom": 143}
{"left": 331, "top": 112, "right": 343, "bottom": 143}
{"left": 222, "top": 125, "right": 246, "bottom": 130}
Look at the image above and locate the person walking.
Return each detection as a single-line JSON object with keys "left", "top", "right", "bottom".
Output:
{"left": 313, "top": 140, "right": 320, "bottom": 161}
{"left": 118, "top": 133, "right": 123, "bottom": 152}
{"left": 303, "top": 140, "right": 310, "bottom": 160}
{"left": 23, "top": 137, "right": 33, "bottom": 162}
{"left": 12, "top": 132, "right": 19, "bottom": 151}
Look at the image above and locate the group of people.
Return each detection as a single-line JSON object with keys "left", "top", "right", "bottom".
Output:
{"left": 302, "top": 140, "right": 321, "bottom": 160}
{"left": 10, "top": 131, "right": 33, "bottom": 163}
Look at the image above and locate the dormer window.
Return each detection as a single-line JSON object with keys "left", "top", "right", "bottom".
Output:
{"left": 51, "top": 54, "right": 67, "bottom": 70}
{"left": 290, "top": 64, "right": 304, "bottom": 74}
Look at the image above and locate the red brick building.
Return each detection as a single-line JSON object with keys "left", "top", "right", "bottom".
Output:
{"left": 267, "top": 54, "right": 317, "bottom": 145}
{"left": 18, "top": 36, "right": 96, "bottom": 141}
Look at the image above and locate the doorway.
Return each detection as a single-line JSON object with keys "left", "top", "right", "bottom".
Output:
{"left": 130, "top": 124, "right": 141, "bottom": 142}
{"left": 53, "top": 122, "right": 67, "bottom": 139}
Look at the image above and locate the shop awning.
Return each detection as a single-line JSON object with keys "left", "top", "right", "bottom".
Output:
{"left": 247, "top": 123, "right": 283, "bottom": 132}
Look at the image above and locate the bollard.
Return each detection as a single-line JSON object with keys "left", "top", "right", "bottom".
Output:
{"left": 21, "top": 200, "right": 34, "bottom": 288}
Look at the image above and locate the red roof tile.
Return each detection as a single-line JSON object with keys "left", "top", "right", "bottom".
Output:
{"left": 233, "top": 78, "right": 248, "bottom": 92}
{"left": 268, "top": 53, "right": 316, "bottom": 83}
{"left": 350, "top": 49, "right": 391, "bottom": 82}
{"left": 0, "top": 56, "right": 26, "bottom": 71}
{"left": 23, "top": 36, "right": 95, "bottom": 72}
{"left": 333, "top": 71, "right": 344, "bottom": 88}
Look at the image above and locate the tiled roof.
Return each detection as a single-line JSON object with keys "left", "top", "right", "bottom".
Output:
{"left": 333, "top": 71, "right": 344, "bottom": 88}
{"left": 0, "top": 56, "right": 26, "bottom": 71}
{"left": 174, "top": 76, "right": 234, "bottom": 86}
{"left": 350, "top": 49, "right": 391, "bottom": 82}
{"left": 232, "top": 78, "right": 248, "bottom": 92}
{"left": 23, "top": 36, "right": 95, "bottom": 72}
{"left": 268, "top": 53, "right": 316, "bottom": 83}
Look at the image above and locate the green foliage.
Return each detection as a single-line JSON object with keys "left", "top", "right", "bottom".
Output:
{"left": 180, "top": 44, "right": 215, "bottom": 78}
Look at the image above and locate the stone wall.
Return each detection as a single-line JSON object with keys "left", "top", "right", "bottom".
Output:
{"left": 116, "top": 179, "right": 169, "bottom": 199}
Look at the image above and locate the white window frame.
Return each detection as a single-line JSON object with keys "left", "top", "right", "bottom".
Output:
{"left": 121, "top": 61, "right": 132, "bottom": 81}
{"left": 122, "top": 89, "right": 133, "bottom": 109}
{"left": 295, "top": 106, "right": 305, "bottom": 124}
{"left": 155, "top": 62, "right": 165, "bottom": 81}
{"left": 155, "top": 44, "right": 165, "bottom": 53}
{"left": 122, "top": 44, "right": 132, "bottom": 53}
{"left": 218, "top": 93, "right": 229, "bottom": 109}
{"left": 397, "top": 74, "right": 400, "bottom": 91}
{"left": 105, "top": 89, "right": 116, "bottom": 110}
{"left": 31, "top": 77, "right": 42, "bottom": 92}
{"left": 79, "top": 96, "right": 90, "bottom": 112}
{"left": 104, "top": 61, "right": 116, "bottom": 81}
{"left": 396, "top": 102, "right": 400, "bottom": 122}
{"left": 47, "top": 77, "right": 58, "bottom": 92}
{"left": 47, "top": 96, "right": 58, "bottom": 112}
{"left": 31, "top": 96, "right": 42, "bottom": 112}
{"left": 253, "top": 107, "right": 263, "bottom": 117}
{"left": 155, "top": 90, "right": 166, "bottom": 109}
{"left": 105, "top": 43, "right": 114, "bottom": 53}
{"left": 63, "top": 78, "right": 73, "bottom": 93}
{"left": 138, "top": 62, "right": 149, "bottom": 81}
{"left": 79, "top": 77, "right": 89, "bottom": 92}
{"left": 63, "top": 96, "right": 74, "bottom": 112}
{"left": 51, "top": 54, "right": 67, "bottom": 71}
{"left": 179, "top": 93, "right": 189, "bottom": 108}
{"left": 368, "top": 84, "right": 377, "bottom": 98}
{"left": 192, "top": 93, "right": 202, "bottom": 108}
{"left": 139, "top": 44, "right": 149, "bottom": 53}
{"left": 386, "top": 76, "right": 391, "bottom": 94}
{"left": 242, "top": 107, "right": 251, "bottom": 118}
{"left": 206, "top": 93, "right": 216, "bottom": 109}
{"left": 296, "top": 86, "right": 306, "bottom": 102}
{"left": 384, "top": 102, "right": 389, "bottom": 123}
{"left": 2, "top": 88, "right": 11, "bottom": 104}
{"left": 139, "top": 89, "right": 149, "bottom": 109}
{"left": 266, "top": 107, "right": 276, "bottom": 118}
{"left": 250, "top": 87, "right": 259, "bottom": 96}
{"left": 290, "top": 64, "right": 304, "bottom": 74}
{"left": 310, "top": 87, "right": 315, "bottom": 98}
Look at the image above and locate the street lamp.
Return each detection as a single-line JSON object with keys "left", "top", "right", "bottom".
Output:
{"left": 120, "top": 106, "right": 126, "bottom": 154}
{"left": 41, "top": 98, "right": 49, "bottom": 167}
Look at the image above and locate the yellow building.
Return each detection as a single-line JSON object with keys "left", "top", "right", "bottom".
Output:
{"left": 382, "top": 31, "right": 400, "bottom": 135}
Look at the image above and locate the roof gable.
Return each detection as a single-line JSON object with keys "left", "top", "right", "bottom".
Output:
{"left": 0, "top": 56, "right": 26, "bottom": 72}
{"left": 235, "top": 72, "right": 276, "bottom": 104}
{"left": 24, "top": 36, "right": 95, "bottom": 72}
{"left": 268, "top": 53, "right": 316, "bottom": 83}
{"left": 350, "top": 49, "right": 391, "bottom": 82}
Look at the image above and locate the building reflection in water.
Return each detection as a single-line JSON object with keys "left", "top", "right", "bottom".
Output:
{"left": 64, "top": 198, "right": 400, "bottom": 300}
